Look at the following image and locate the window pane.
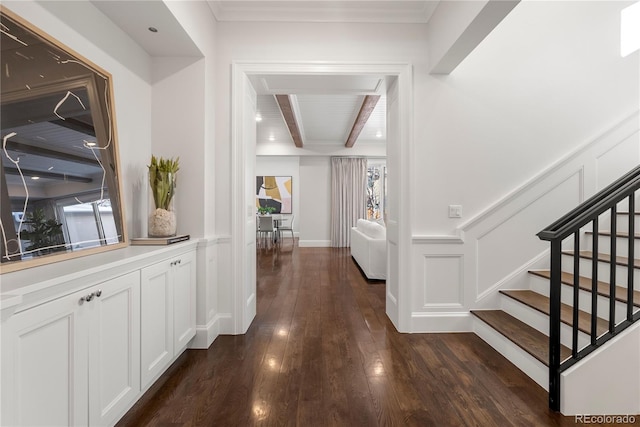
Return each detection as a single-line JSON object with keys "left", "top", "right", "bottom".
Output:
{"left": 63, "top": 204, "right": 100, "bottom": 249}
{"left": 366, "top": 164, "right": 385, "bottom": 220}
{"left": 98, "top": 202, "right": 119, "bottom": 244}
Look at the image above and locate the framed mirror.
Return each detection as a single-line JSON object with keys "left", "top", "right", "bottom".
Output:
{"left": 0, "top": 7, "right": 127, "bottom": 273}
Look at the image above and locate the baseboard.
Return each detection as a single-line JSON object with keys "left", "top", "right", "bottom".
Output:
{"left": 298, "top": 240, "right": 331, "bottom": 247}
{"left": 190, "top": 313, "right": 229, "bottom": 349}
{"left": 410, "top": 311, "right": 472, "bottom": 332}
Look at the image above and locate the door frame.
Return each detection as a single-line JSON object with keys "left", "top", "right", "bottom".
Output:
{"left": 230, "top": 61, "right": 413, "bottom": 333}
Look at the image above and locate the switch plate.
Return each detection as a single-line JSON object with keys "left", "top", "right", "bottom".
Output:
{"left": 448, "top": 205, "right": 462, "bottom": 218}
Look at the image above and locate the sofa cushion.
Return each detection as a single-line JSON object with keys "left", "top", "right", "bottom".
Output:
{"left": 356, "top": 219, "right": 386, "bottom": 239}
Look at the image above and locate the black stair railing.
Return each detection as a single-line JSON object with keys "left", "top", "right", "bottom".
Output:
{"left": 538, "top": 164, "right": 640, "bottom": 411}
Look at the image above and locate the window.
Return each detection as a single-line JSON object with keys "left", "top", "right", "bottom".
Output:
{"left": 57, "top": 196, "right": 118, "bottom": 250}
{"left": 621, "top": 2, "right": 640, "bottom": 57}
{"left": 366, "top": 161, "right": 386, "bottom": 221}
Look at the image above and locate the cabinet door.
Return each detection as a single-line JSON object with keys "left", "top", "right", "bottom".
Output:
{"left": 140, "top": 260, "right": 173, "bottom": 388}
{"left": 1, "top": 289, "right": 89, "bottom": 426}
{"left": 173, "top": 251, "right": 196, "bottom": 353}
{"left": 88, "top": 271, "right": 141, "bottom": 426}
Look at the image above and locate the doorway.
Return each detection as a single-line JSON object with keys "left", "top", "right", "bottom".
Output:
{"left": 230, "top": 62, "right": 413, "bottom": 334}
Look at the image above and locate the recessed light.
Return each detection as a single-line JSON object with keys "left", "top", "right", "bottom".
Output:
{"left": 376, "top": 131, "right": 383, "bottom": 138}
{"left": 148, "top": 27, "right": 158, "bottom": 33}
{"left": 255, "top": 114, "right": 263, "bottom": 122}
{"left": 268, "top": 135, "right": 275, "bottom": 141}
{"left": 31, "top": 176, "right": 40, "bottom": 180}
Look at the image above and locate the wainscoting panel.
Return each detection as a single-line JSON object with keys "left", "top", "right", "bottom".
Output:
{"left": 422, "top": 254, "right": 464, "bottom": 309}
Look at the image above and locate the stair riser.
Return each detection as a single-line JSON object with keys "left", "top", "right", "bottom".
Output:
{"left": 529, "top": 275, "right": 632, "bottom": 324}
{"left": 584, "top": 234, "right": 640, "bottom": 259}
{"left": 500, "top": 295, "right": 591, "bottom": 350}
{"left": 472, "top": 318, "right": 548, "bottom": 391}
{"left": 602, "top": 215, "right": 640, "bottom": 234}
{"left": 563, "top": 256, "right": 640, "bottom": 288}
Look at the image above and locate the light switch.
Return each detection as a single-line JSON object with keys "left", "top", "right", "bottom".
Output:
{"left": 448, "top": 205, "right": 462, "bottom": 218}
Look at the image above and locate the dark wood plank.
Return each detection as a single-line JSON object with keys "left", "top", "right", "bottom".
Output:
{"left": 471, "top": 309, "right": 572, "bottom": 365}
{"left": 500, "top": 289, "right": 608, "bottom": 336}
{"left": 563, "top": 250, "right": 640, "bottom": 269}
{"left": 117, "top": 247, "right": 612, "bottom": 427}
{"left": 529, "top": 269, "right": 640, "bottom": 307}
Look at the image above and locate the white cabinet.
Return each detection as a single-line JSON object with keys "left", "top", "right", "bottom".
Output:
{"left": 172, "top": 252, "right": 197, "bottom": 352}
{"left": 1, "top": 271, "right": 140, "bottom": 427}
{"left": 89, "top": 272, "right": 141, "bottom": 426}
{"left": 140, "top": 251, "right": 196, "bottom": 388}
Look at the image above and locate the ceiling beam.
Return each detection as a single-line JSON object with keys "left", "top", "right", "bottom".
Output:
{"left": 4, "top": 167, "right": 93, "bottom": 183}
{"left": 50, "top": 117, "right": 96, "bottom": 137}
{"left": 4, "top": 140, "right": 100, "bottom": 167}
{"left": 345, "top": 95, "right": 380, "bottom": 148}
{"left": 274, "top": 94, "right": 304, "bottom": 148}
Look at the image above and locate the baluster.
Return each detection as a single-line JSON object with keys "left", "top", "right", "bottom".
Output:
{"left": 572, "top": 232, "right": 580, "bottom": 357}
{"left": 629, "top": 193, "right": 636, "bottom": 321}
{"left": 610, "top": 206, "right": 617, "bottom": 333}
{"left": 591, "top": 217, "right": 598, "bottom": 345}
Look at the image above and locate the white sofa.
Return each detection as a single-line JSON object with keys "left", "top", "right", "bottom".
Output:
{"left": 350, "top": 219, "right": 387, "bottom": 280}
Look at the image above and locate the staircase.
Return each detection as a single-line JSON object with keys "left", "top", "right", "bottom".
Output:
{"left": 471, "top": 166, "right": 640, "bottom": 413}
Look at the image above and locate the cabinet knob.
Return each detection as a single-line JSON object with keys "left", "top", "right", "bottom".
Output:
{"left": 95, "top": 290, "right": 102, "bottom": 298}
{"left": 79, "top": 292, "right": 96, "bottom": 304}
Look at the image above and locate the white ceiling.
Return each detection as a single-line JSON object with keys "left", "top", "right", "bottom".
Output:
{"left": 250, "top": 74, "right": 387, "bottom": 146}
{"left": 90, "top": 1, "right": 441, "bottom": 149}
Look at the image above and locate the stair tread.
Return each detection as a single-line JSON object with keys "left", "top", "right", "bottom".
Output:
{"left": 472, "top": 309, "right": 571, "bottom": 366}
{"left": 528, "top": 270, "right": 640, "bottom": 307}
{"left": 500, "top": 289, "right": 608, "bottom": 336}
{"left": 563, "top": 250, "right": 640, "bottom": 269}
{"left": 585, "top": 230, "right": 640, "bottom": 238}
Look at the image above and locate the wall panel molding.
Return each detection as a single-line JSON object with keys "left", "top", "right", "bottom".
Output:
{"left": 409, "top": 111, "right": 640, "bottom": 333}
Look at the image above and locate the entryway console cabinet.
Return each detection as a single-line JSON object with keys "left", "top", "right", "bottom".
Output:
{"left": 0, "top": 241, "right": 198, "bottom": 426}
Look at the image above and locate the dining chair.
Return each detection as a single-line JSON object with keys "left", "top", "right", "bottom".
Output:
{"left": 257, "top": 215, "right": 276, "bottom": 248}
{"left": 278, "top": 215, "right": 295, "bottom": 243}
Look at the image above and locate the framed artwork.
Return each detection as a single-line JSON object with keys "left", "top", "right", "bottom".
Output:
{"left": 256, "top": 176, "right": 292, "bottom": 214}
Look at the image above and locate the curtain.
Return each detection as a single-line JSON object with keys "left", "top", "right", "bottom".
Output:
{"left": 330, "top": 157, "right": 367, "bottom": 247}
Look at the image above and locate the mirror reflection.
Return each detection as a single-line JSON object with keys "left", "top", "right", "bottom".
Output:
{"left": 1, "top": 8, "right": 126, "bottom": 272}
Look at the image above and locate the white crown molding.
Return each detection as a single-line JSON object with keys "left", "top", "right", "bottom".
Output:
{"left": 207, "top": 0, "right": 439, "bottom": 23}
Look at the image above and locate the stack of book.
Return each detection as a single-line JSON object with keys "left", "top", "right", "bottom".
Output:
{"left": 130, "top": 234, "right": 190, "bottom": 246}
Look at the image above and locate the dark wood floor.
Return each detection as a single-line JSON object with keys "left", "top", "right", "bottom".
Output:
{"left": 117, "top": 243, "right": 630, "bottom": 426}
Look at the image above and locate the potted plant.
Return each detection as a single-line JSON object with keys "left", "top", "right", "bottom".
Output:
{"left": 19, "top": 208, "right": 65, "bottom": 255}
{"left": 148, "top": 155, "right": 179, "bottom": 237}
{"left": 257, "top": 205, "right": 276, "bottom": 215}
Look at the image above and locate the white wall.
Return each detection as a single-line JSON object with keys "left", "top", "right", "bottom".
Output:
{"left": 411, "top": 0, "right": 640, "bottom": 331}
{"left": 299, "top": 157, "right": 332, "bottom": 246}
{"left": 417, "top": 0, "right": 639, "bottom": 235}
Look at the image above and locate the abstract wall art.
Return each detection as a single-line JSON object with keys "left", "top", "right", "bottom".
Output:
{"left": 256, "top": 176, "right": 292, "bottom": 214}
